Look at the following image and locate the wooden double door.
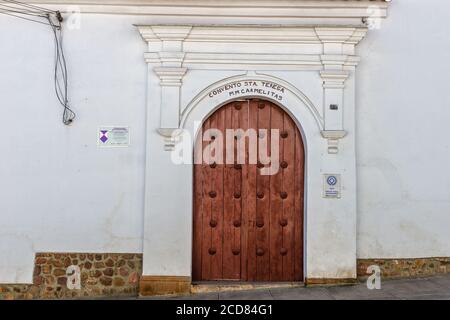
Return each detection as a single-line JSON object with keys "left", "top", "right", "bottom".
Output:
{"left": 193, "top": 99, "right": 304, "bottom": 282}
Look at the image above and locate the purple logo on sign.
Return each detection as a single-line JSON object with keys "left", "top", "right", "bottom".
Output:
{"left": 100, "top": 130, "right": 109, "bottom": 143}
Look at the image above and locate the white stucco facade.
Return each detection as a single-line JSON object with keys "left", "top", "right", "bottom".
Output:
{"left": 1, "top": 0, "right": 450, "bottom": 286}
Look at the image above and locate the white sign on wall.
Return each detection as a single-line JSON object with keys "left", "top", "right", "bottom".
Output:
{"left": 98, "top": 126, "right": 130, "bottom": 147}
{"left": 323, "top": 174, "right": 341, "bottom": 199}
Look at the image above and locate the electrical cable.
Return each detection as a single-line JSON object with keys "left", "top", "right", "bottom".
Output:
{"left": 0, "top": 0, "right": 76, "bottom": 125}
{"left": 0, "top": 11, "right": 51, "bottom": 25}
{"left": 47, "top": 13, "right": 75, "bottom": 125}
{"left": 1, "top": 0, "right": 55, "bottom": 13}
{"left": 0, "top": 4, "right": 48, "bottom": 16}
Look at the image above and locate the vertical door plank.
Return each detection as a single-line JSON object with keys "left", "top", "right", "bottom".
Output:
{"left": 210, "top": 108, "right": 224, "bottom": 279}
{"left": 294, "top": 122, "right": 305, "bottom": 281}
{"left": 201, "top": 118, "right": 212, "bottom": 280}
{"left": 269, "top": 104, "right": 284, "bottom": 281}
{"left": 232, "top": 103, "right": 244, "bottom": 280}
{"left": 281, "top": 113, "right": 296, "bottom": 280}
{"left": 223, "top": 104, "right": 238, "bottom": 279}
{"left": 246, "top": 100, "right": 258, "bottom": 281}
{"left": 255, "top": 100, "right": 271, "bottom": 281}
{"left": 238, "top": 101, "right": 249, "bottom": 281}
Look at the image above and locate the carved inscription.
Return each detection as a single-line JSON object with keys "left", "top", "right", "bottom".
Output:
{"left": 209, "top": 81, "right": 285, "bottom": 101}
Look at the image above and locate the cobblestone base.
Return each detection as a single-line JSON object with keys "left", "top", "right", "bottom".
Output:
{"left": 0, "top": 253, "right": 142, "bottom": 300}
{"left": 3, "top": 255, "right": 450, "bottom": 299}
{"left": 358, "top": 258, "right": 450, "bottom": 279}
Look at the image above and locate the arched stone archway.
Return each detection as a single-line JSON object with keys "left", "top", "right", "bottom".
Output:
{"left": 176, "top": 74, "right": 326, "bottom": 286}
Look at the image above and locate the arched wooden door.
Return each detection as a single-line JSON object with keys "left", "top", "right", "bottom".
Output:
{"left": 193, "top": 99, "right": 304, "bottom": 282}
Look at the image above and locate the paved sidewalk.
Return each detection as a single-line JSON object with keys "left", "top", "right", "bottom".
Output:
{"left": 148, "top": 275, "right": 450, "bottom": 300}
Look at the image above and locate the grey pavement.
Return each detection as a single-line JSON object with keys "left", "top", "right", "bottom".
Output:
{"left": 146, "top": 274, "right": 450, "bottom": 300}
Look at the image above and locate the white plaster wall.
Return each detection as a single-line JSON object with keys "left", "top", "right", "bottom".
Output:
{"left": 356, "top": 0, "right": 450, "bottom": 258}
{"left": 0, "top": 15, "right": 150, "bottom": 283}
{"left": 2, "top": 0, "right": 450, "bottom": 284}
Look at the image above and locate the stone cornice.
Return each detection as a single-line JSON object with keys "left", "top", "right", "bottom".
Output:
{"left": 320, "top": 70, "right": 351, "bottom": 88}
{"left": 138, "top": 25, "right": 368, "bottom": 46}
{"left": 24, "top": 1, "right": 389, "bottom": 24}
{"left": 144, "top": 52, "right": 362, "bottom": 71}
{"left": 139, "top": 25, "right": 367, "bottom": 69}
{"left": 321, "top": 130, "right": 348, "bottom": 140}
{"left": 154, "top": 67, "right": 187, "bottom": 87}
{"left": 25, "top": 0, "right": 390, "bottom": 7}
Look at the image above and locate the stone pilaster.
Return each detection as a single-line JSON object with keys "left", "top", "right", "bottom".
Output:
{"left": 315, "top": 27, "right": 366, "bottom": 154}
{"left": 139, "top": 26, "right": 192, "bottom": 150}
